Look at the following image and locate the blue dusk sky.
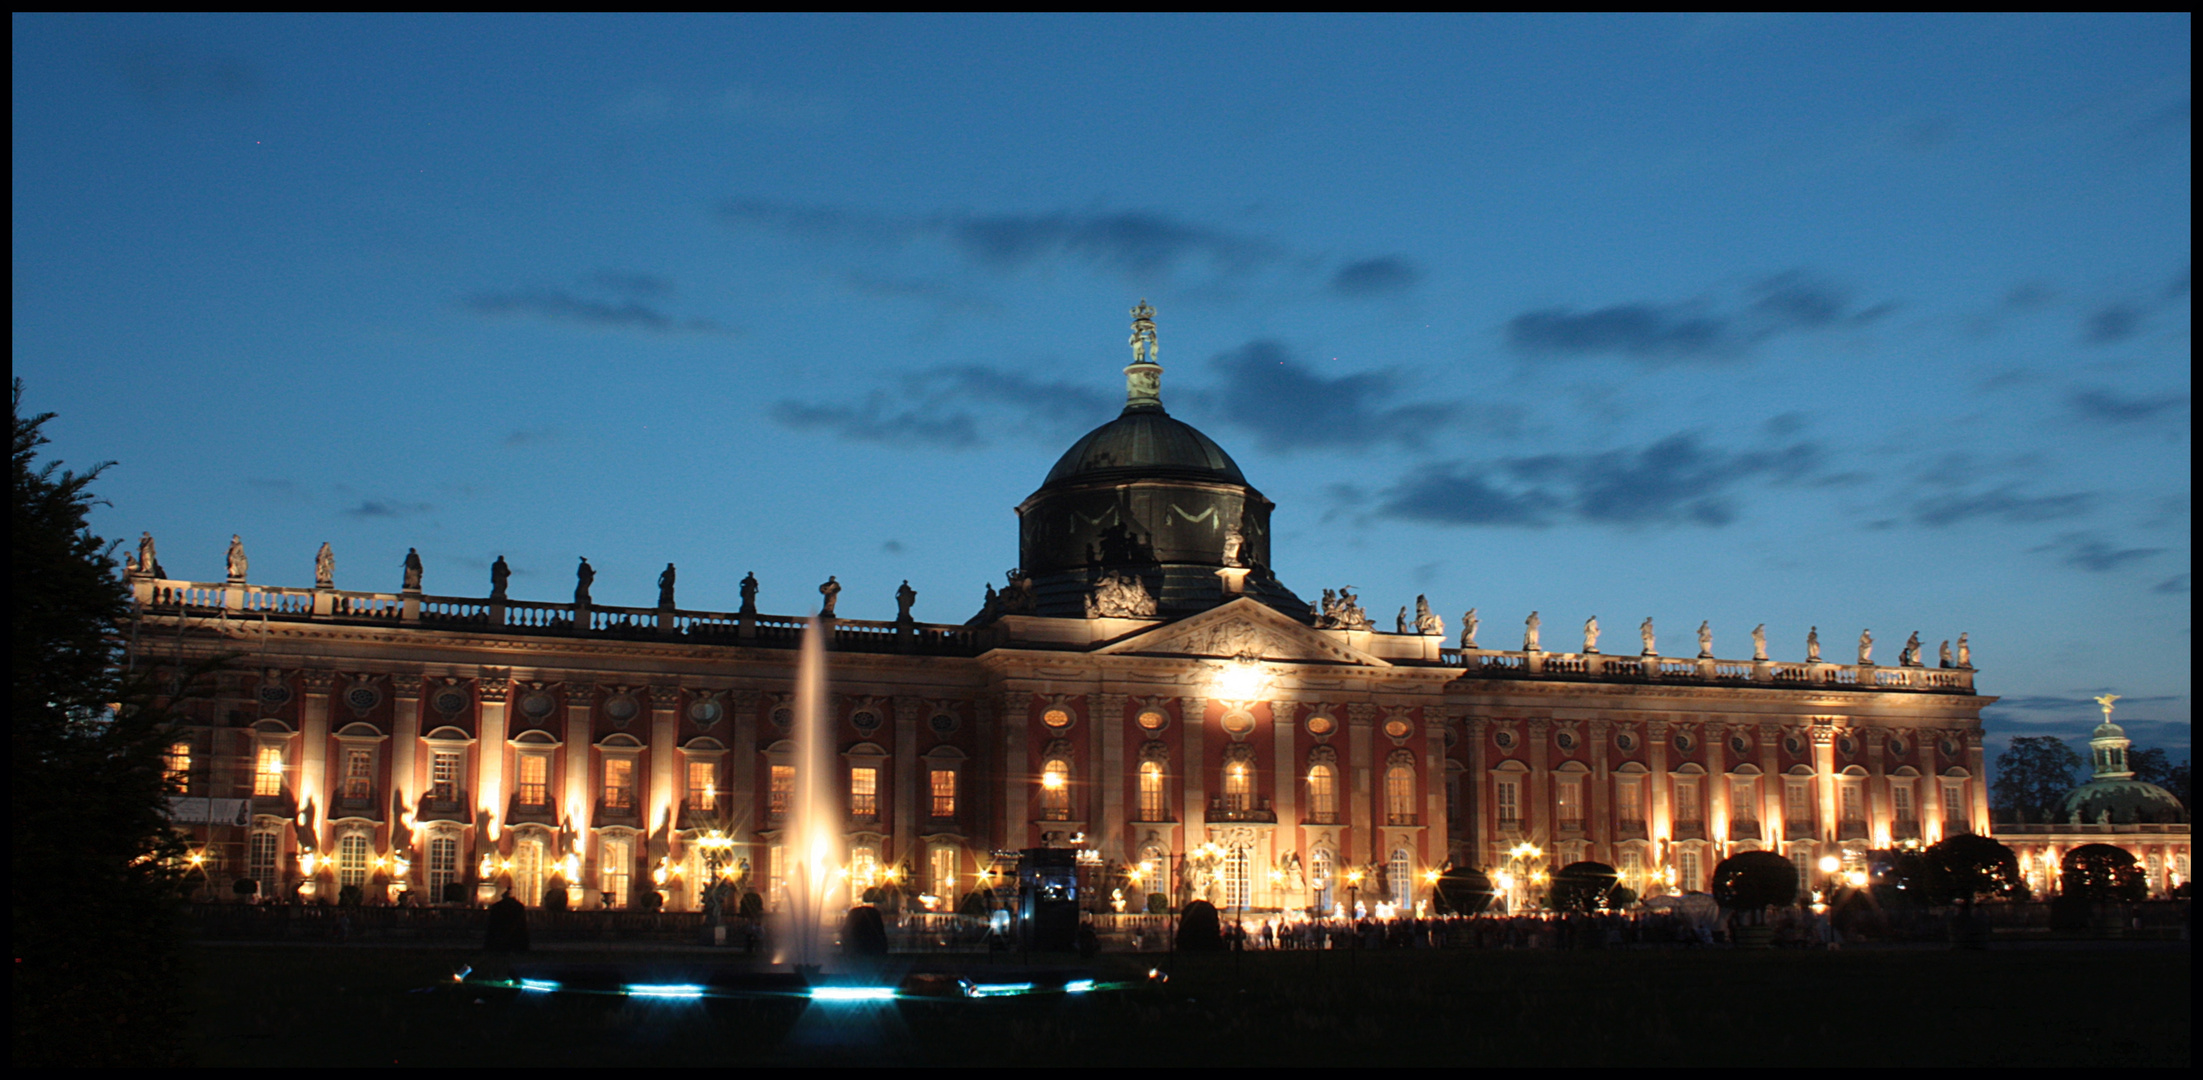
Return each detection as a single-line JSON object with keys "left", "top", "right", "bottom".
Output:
{"left": 12, "top": 14, "right": 2190, "bottom": 764}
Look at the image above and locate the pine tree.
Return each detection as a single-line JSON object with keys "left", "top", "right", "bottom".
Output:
{"left": 11, "top": 379, "right": 189, "bottom": 1066}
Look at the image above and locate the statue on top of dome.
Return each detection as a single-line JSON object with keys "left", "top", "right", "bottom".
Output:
{"left": 1129, "top": 299, "right": 1158, "bottom": 365}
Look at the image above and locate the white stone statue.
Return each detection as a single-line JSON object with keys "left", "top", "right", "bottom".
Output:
{"left": 1857, "top": 628, "right": 1873, "bottom": 665}
{"left": 1807, "top": 626, "right": 1821, "bottom": 662}
{"left": 402, "top": 548, "right": 423, "bottom": 592}
{"left": 1583, "top": 616, "right": 1600, "bottom": 653}
{"left": 1640, "top": 617, "right": 1656, "bottom": 656}
{"left": 1460, "top": 608, "right": 1479, "bottom": 649}
{"left": 1697, "top": 621, "right": 1713, "bottom": 658}
{"left": 1956, "top": 632, "right": 1971, "bottom": 669}
{"left": 1414, "top": 595, "right": 1443, "bottom": 636}
{"left": 1901, "top": 631, "right": 1922, "bottom": 667}
{"left": 1129, "top": 299, "right": 1159, "bottom": 364}
{"left": 1085, "top": 570, "right": 1156, "bottom": 619}
{"left": 136, "top": 531, "right": 158, "bottom": 577}
{"left": 1751, "top": 623, "right": 1767, "bottom": 661}
{"left": 314, "top": 542, "right": 335, "bottom": 588}
{"left": 225, "top": 534, "right": 248, "bottom": 582}
{"left": 1524, "top": 610, "right": 1541, "bottom": 652}
{"left": 1397, "top": 606, "right": 1410, "bottom": 634}
{"left": 1221, "top": 525, "right": 1244, "bottom": 569}
{"left": 1938, "top": 639, "right": 1953, "bottom": 668}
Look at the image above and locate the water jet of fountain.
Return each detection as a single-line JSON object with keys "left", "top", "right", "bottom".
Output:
{"left": 781, "top": 616, "right": 843, "bottom": 974}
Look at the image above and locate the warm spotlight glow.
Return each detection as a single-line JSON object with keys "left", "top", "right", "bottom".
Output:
{"left": 1210, "top": 657, "right": 1269, "bottom": 702}
{"left": 1041, "top": 769, "right": 1065, "bottom": 791}
{"left": 1818, "top": 855, "right": 1842, "bottom": 874}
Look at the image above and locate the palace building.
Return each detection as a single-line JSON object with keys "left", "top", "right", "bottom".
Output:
{"left": 148, "top": 307, "right": 1999, "bottom": 914}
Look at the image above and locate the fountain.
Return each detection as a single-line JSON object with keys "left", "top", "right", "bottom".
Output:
{"left": 780, "top": 616, "right": 844, "bottom": 973}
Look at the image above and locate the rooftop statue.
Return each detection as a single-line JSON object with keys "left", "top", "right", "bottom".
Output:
{"left": 1752, "top": 623, "right": 1767, "bottom": 661}
{"left": 739, "top": 571, "right": 759, "bottom": 613}
{"left": 137, "top": 531, "right": 158, "bottom": 577}
{"left": 1807, "top": 626, "right": 1821, "bottom": 663}
{"left": 1129, "top": 299, "right": 1159, "bottom": 365}
{"left": 315, "top": 542, "right": 335, "bottom": 589}
{"left": 1460, "top": 607, "right": 1479, "bottom": 650}
{"left": 1857, "top": 628, "right": 1873, "bottom": 665}
{"left": 1085, "top": 569, "right": 1156, "bottom": 619}
{"left": 1939, "top": 639, "right": 1953, "bottom": 668}
{"left": 1639, "top": 617, "right": 1656, "bottom": 656}
{"left": 1221, "top": 525, "right": 1244, "bottom": 568}
{"left": 1414, "top": 594, "right": 1443, "bottom": 636}
{"left": 575, "top": 558, "right": 594, "bottom": 606}
{"left": 896, "top": 580, "right": 918, "bottom": 622}
{"left": 490, "top": 556, "right": 510, "bottom": 601}
{"left": 819, "top": 575, "right": 841, "bottom": 618}
{"left": 1524, "top": 610, "right": 1542, "bottom": 652}
{"left": 226, "top": 534, "right": 248, "bottom": 582}
{"left": 1396, "top": 606, "right": 1410, "bottom": 634}
{"left": 1697, "top": 620, "right": 1713, "bottom": 658}
{"left": 402, "top": 548, "right": 423, "bottom": 592}
{"left": 1900, "top": 631, "right": 1922, "bottom": 667}
{"left": 1583, "top": 615, "right": 1600, "bottom": 654}
{"left": 1957, "top": 632, "right": 1971, "bottom": 669}
{"left": 658, "top": 563, "right": 677, "bottom": 610}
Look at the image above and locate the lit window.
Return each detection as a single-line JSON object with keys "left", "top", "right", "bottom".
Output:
{"left": 1040, "top": 759, "right": 1071, "bottom": 817}
{"left": 518, "top": 755, "right": 549, "bottom": 807}
{"left": 1785, "top": 779, "right": 1813, "bottom": 825}
{"left": 1943, "top": 783, "right": 1965, "bottom": 823}
{"left": 1678, "top": 847, "right": 1702, "bottom": 892}
{"left": 1554, "top": 778, "right": 1582, "bottom": 826}
{"left": 248, "top": 832, "right": 279, "bottom": 891}
{"left": 165, "top": 741, "right": 192, "bottom": 793}
{"left": 688, "top": 760, "right": 717, "bottom": 810}
{"left": 337, "top": 834, "right": 370, "bottom": 888}
{"left": 1386, "top": 765, "right": 1417, "bottom": 824}
{"left": 603, "top": 758, "right": 634, "bottom": 809}
{"left": 1389, "top": 848, "right": 1413, "bottom": 907}
{"left": 601, "top": 835, "right": 632, "bottom": 908}
{"left": 427, "top": 835, "right": 459, "bottom": 896}
{"left": 1730, "top": 777, "right": 1758, "bottom": 822}
{"left": 1840, "top": 781, "right": 1863, "bottom": 822}
{"left": 768, "top": 843, "right": 785, "bottom": 910}
{"left": 1497, "top": 780, "right": 1520, "bottom": 825}
{"left": 1224, "top": 845, "right": 1252, "bottom": 909}
{"left": 850, "top": 766, "right": 878, "bottom": 818}
{"left": 430, "top": 751, "right": 460, "bottom": 802}
{"left": 850, "top": 845, "right": 880, "bottom": 889}
{"left": 770, "top": 765, "right": 794, "bottom": 816}
{"left": 1615, "top": 777, "right": 1643, "bottom": 827}
{"left": 1674, "top": 778, "right": 1701, "bottom": 826}
{"left": 514, "top": 838, "right": 546, "bottom": 906}
{"left": 1306, "top": 763, "right": 1336, "bottom": 822}
{"left": 1223, "top": 762, "right": 1252, "bottom": 812}
{"left": 343, "top": 748, "right": 372, "bottom": 800}
{"left": 1138, "top": 761, "right": 1168, "bottom": 820}
{"left": 1892, "top": 784, "right": 1915, "bottom": 821}
{"left": 931, "top": 845, "right": 958, "bottom": 900}
{"left": 254, "top": 744, "right": 285, "bottom": 798}
{"left": 930, "top": 768, "right": 956, "bottom": 818}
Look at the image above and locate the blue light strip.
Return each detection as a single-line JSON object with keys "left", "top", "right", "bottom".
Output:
{"left": 962, "top": 981, "right": 1036, "bottom": 998}
{"left": 518, "top": 979, "right": 561, "bottom": 993}
{"left": 626, "top": 984, "right": 707, "bottom": 1000}
{"left": 810, "top": 986, "right": 899, "bottom": 1002}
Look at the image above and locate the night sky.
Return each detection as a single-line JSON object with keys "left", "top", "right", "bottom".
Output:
{"left": 12, "top": 14, "right": 2190, "bottom": 764}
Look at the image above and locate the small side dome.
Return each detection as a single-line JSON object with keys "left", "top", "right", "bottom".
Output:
{"left": 2053, "top": 779, "right": 2187, "bottom": 825}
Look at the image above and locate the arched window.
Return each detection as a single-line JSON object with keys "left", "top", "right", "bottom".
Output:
{"left": 1040, "top": 758, "right": 1071, "bottom": 819}
{"left": 1311, "top": 847, "right": 1335, "bottom": 912}
{"left": 514, "top": 836, "right": 546, "bottom": 906}
{"left": 1389, "top": 848, "right": 1413, "bottom": 908}
{"left": 1308, "top": 763, "right": 1338, "bottom": 823}
{"left": 1138, "top": 761, "right": 1167, "bottom": 820}
{"left": 600, "top": 835, "right": 633, "bottom": 908}
{"left": 1223, "top": 760, "right": 1253, "bottom": 812}
{"left": 337, "top": 833, "right": 370, "bottom": 889}
{"left": 1385, "top": 764, "right": 1416, "bottom": 825}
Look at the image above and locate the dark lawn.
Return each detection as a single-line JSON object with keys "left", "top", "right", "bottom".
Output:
{"left": 187, "top": 942, "right": 2190, "bottom": 1067}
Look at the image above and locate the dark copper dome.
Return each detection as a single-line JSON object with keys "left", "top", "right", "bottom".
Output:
{"left": 1040, "top": 405, "right": 1248, "bottom": 490}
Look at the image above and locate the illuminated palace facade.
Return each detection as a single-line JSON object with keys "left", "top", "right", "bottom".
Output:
{"left": 146, "top": 317, "right": 1994, "bottom": 912}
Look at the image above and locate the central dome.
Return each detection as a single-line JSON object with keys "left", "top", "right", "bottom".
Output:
{"left": 1041, "top": 406, "right": 1248, "bottom": 488}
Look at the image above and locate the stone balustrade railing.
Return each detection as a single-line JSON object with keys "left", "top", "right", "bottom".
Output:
{"left": 1439, "top": 646, "right": 1974, "bottom": 693}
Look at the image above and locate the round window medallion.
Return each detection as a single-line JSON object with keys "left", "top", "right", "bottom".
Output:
{"left": 1672, "top": 733, "right": 1693, "bottom": 753}
{"left": 1222, "top": 710, "right": 1256, "bottom": 735}
{"left": 1617, "top": 733, "right": 1637, "bottom": 752}
{"left": 520, "top": 691, "right": 555, "bottom": 719}
{"left": 1495, "top": 730, "right": 1516, "bottom": 750}
{"left": 1838, "top": 737, "right": 1858, "bottom": 756}
{"left": 344, "top": 686, "right": 380, "bottom": 711}
{"left": 1443, "top": 727, "right": 1458, "bottom": 748}
{"left": 433, "top": 689, "right": 470, "bottom": 716}
{"left": 1042, "top": 708, "right": 1072, "bottom": 729}
{"left": 1941, "top": 739, "right": 1960, "bottom": 757}
{"left": 1136, "top": 710, "right": 1168, "bottom": 732}
{"left": 605, "top": 696, "right": 640, "bottom": 723}
{"left": 1785, "top": 736, "right": 1806, "bottom": 756}
{"left": 930, "top": 713, "right": 959, "bottom": 735}
{"left": 258, "top": 684, "right": 292, "bottom": 706}
{"left": 1306, "top": 715, "right": 1334, "bottom": 736}
{"left": 1383, "top": 719, "right": 1411, "bottom": 739}
{"left": 1730, "top": 735, "right": 1751, "bottom": 755}
{"left": 1888, "top": 739, "right": 1906, "bottom": 756}
{"left": 688, "top": 700, "right": 722, "bottom": 726}
{"left": 1556, "top": 731, "right": 1577, "bottom": 751}
{"left": 852, "top": 710, "right": 882, "bottom": 733}
{"left": 771, "top": 707, "right": 794, "bottom": 730}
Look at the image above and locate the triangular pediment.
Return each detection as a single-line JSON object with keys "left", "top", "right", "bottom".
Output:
{"left": 1096, "top": 597, "right": 1391, "bottom": 667}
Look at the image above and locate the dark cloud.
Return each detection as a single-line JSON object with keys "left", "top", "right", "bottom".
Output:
{"left": 2083, "top": 303, "right": 2144, "bottom": 344}
{"left": 769, "top": 394, "right": 980, "bottom": 449}
{"left": 246, "top": 478, "right": 311, "bottom": 503}
{"left": 464, "top": 290, "right": 732, "bottom": 335}
{"left": 586, "top": 271, "right": 672, "bottom": 297}
{"left": 502, "top": 429, "right": 558, "bottom": 448}
{"left": 2002, "top": 282, "right": 2058, "bottom": 310}
{"left": 116, "top": 49, "right": 259, "bottom": 109}
{"left": 1377, "top": 431, "right": 1822, "bottom": 528}
{"left": 1202, "top": 341, "right": 1456, "bottom": 453}
{"left": 2028, "top": 532, "right": 2165, "bottom": 572}
{"left": 2068, "top": 387, "right": 2189, "bottom": 424}
{"left": 881, "top": 540, "right": 904, "bottom": 554}
{"left": 1505, "top": 271, "right": 1885, "bottom": 364}
{"left": 771, "top": 363, "right": 1114, "bottom": 450}
{"left": 720, "top": 199, "right": 1284, "bottom": 280}
{"left": 1331, "top": 257, "right": 1423, "bottom": 298}
{"left": 342, "top": 499, "right": 433, "bottom": 519}
{"left": 1910, "top": 485, "right": 2094, "bottom": 528}
{"left": 2153, "top": 573, "right": 2189, "bottom": 595}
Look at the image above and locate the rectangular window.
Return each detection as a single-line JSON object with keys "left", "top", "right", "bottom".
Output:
{"left": 930, "top": 768, "right": 956, "bottom": 818}
{"left": 1615, "top": 778, "right": 1643, "bottom": 827}
{"left": 430, "top": 751, "right": 460, "bottom": 801}
{"left": 1841, "top": 782, "right": 1863, "bottom": 822}
{"left": 931, "top": 845, "right": 957, "bottom": 901}
{"left": 1943, "top": 783, "right": 1966, "bottom": 827}
{"left": 850, "top": 766, "right": 878, "bottom": 818}
{"left": 343, "top": 748, "right": 372, "bottom": 800}
{"left": 1730, "top": 777, "right": 1758, "bottom": 822}
{"left": 1892, "top": 784, "right": 1914, "bottom": 821}
{"left": 1223, "top": 762, "right": 1252, "bottom": 812}
{"left": 687, "top": 760, "right": 716, "bottom": 810}
{"left": 1385, "top": 766, "right": 1416, "bottom": 824}
{"left": 600, "top": 836, "right": 631, "bottom": 908}
{"left": 1306, "top": 765, "right": 1336, "bottom": 823}
{"left": 518, "top": 755, "right": 549, "bottom": 807}
{"left": 254, "top": 744, "right": 285, "bottom": 797}
{"left": 337, "top": 834, "right": 370, "bottom": 888}
{"left": 1675, "top": 778, "right": 1702, "bottom": 825}
{"left": 514, "top": 839, "right": 545, "bottom": 907}
{"left": 1678, "top": 847, "right": 1702, "bottom": 892}
{"left": 1785, "top": 778, "right": 1812, "bottom": 826}
{"left": 1556, "top": 778, "right": 1583, "bottom": 825}
{"left": 850, "top": 845, "right": 880, "bottom": 890}
{"left": 768, "top": 843, "right": 785, "bottom": 910}
{"left": 1497, "top": 780, "right": 1520, "bottom": 825}
{"left": 427, "top": 835, "right": 459, "bottom": 897}
{"left": 603, "top": 758, "right": 634, "bottom": 809}
{"left": 770, "top": 765, "right": 794, "bottom": 817}
{"left": 249, "top": 832, "right": 279, "bottom": 891}
{"left": 165, "top": 741, "right": 193, "bottom": 793}
{"left": 1619, "top": 847, "right": 1644, "bottom": 890}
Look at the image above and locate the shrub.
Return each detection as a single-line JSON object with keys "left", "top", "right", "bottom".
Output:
{"left": 1146, "top": 892, "right": 1169, "bottom": 915}
{"left": 843, "top": 905, "right": 889, "bottom": 955}
{"left": 737, "top": 890, "right": 765, "bottom": 920}
{"left": 542, "top": 885, "right": 568, "bottom": 912}
{"left": 1547, "top": 862, "right": 1619, "bottom": 912}
{"left": 337, "top": 884, "right": 363, "bottom": 907}
{"left": 1607, "top": 885, "right": 1638, "bottom": 909}
{"left": 1922, "top": 834, "right": 2025, "bottom": 904}
{"left": 2060, "top": 843, "right": 2145, "bottom": 902}
{"left": 440, "top": 881, "right": 470, "bottom": 905}
{"left": 1177, "top": 900, "right": 1223, "bottom": 952}
{"left": 958, "top": 889, "right": 992, "bottom": 916}
{"left": 1711, "top": 851, "right": 1798, "bottom": 911}
{"left": 232, "top": 878, "right": 258, "bottom": 898}
{"left": 1434, "top": 868, "right": 1496, "bottom": 915}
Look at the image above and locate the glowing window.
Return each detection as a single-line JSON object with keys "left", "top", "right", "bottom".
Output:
{"left": 1615, "top": 777, "right": 1644, "bottom": 827}
{"left": 1139, "top": 762, "right": 1168, "bottom": 820}
{"left": 248, "top": 831, "right": 279, "bottom": 890}
{"left": 1042, "top": 708, "right": 1072, "bottom": 729}
{"left": 688, "top": 760, "right": 716, "bottom": 810}
{"left": 1674, "top": 778, "right": 1701, "bottom": 826}
{"left": 600, "top": 835, "right": 632, "bottom": 908}
{"left": 429, "top": 751, "right": 460, "bottom": 801}
{"left": 1224, "top": 845, "right": 1252, "bottom": 909}
{"left": 1785, "top": 778, "right": 1812, "bottom": 824}
{"left": 930, "top": 768, "right": 956, "bottom": 818}
{"left": 770, "top": 765, "right": 794, "bottom": 816}
{"left": 1942, "top": 783, "right": 1965, "bottom": 824}
{"left": 1389, "top": 848, "right": 1413, "bottom": 907}
{"left": 1730, "top": 777, "right": 1758, "bottom": 821}
{"left": 1136, "top": 710, "right": 1167, "bottom": 731}
{"left": 343, "top": 748, "right": 373, "bottom": 800}
{"left": 850, "top": 766, "right": 878, "bottom": 818}
{"left": 931, "top": 845, "right": 958, "bottom": 900}
{"left": 1386, "top": 765, "right": 1416, "bottom": 823}
{"left": 514, "top": 838, "right": 545, "bottom": 906}
{"left": 1554, "top": 777, "right": 1581, "bottom": 826}
{"left": 1892, "top": 783, "right": 1914, "bottom": 821}
{"left": 1307, "top": 763, "right": 1337, "bottom": 822}
{"left": 1223, "top": 762, "right": 1252, "bottom": 811}
{"left": 165, "top": 741, "right": 192, "bottom": 792}
{"left": 1040, "top": 759, "right": 1071, "bottom": 816}
{"left": 337, "top": 834, "right": 370, "bottom": 888}
{"left": 1840, "top": 782, "right": 1864, "bottom": 822}
{"left": 1306, "top": 714, "right": 1334, "bottom": 737}
{"left": 603, "top": 758, "right": 635, "bottom": 809}
{"left": 427, "top": 835, "right": 459, "bottom": 896}
{"left": 1678, "top": 847, "right": 1702, "bottom": 892}
{"left": 254, "top": 744, "right": 285, "bottom": 798}
{"left": 850, "top": 845, "right": 880, "bottom": 890}
{"left": 518, "top": 755, "right": 549, "bottom": 807}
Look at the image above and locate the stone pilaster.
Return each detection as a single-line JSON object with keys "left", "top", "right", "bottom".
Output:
{"left": 392, "top": 680, "right": 423, "bottom": 817}
{"left": 565, "top": 684, "right": 596, "bottom": 838}
{"left": 1646, "top": 719, "right": 1670, "bottom": 847}
{"left": 1346, "top": 703, "right": 1375, "bottom": 865}
{"left": 730, "top": 690, "right": 759, "bottom": 850}
{"left": 1758, "top": 722, "right": 1782, "bottom": 846}
{"left": 299, "top": 670, "right": 337, "bottom": 850}
{"left": 1587, "top": 718, "right": 1611, "bottom": 860}
{"left": 1271, "top": 700, "right": 1299, "bottom": 841}
{"left": 1094, "top": 693, "right": 1128, "bottom": 861}
{"left": 1528, "top": 718, "right": 1553, "bottom": 843}
{"left": 1464, "top": 718, "right": 1489, "bottom": 864}
{"left": 1182, "top": 696, "right": 1209, "bottom": 848}
{"left": 1811, "top": 721, "right": 1838, "bottom": 844}
{"left": 1001, "top": 691, "right": 1029, "bottom": 847}
{"left": 649, "top": 685, "right": 681, "bottom": 844}
{"left": 893, "top": 696, "right": 923, "bottom": 865}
